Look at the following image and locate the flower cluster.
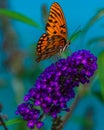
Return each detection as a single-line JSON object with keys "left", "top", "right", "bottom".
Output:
{"left": 16, "top": 103, "right": 44, "bottom": 129}
{"left": 16, "top": 50, "right": 97, "bottom": 129}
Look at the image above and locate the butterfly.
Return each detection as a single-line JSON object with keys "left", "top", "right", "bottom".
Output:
{"left": 36, "top": 2, "right": 70, "bottom": 62}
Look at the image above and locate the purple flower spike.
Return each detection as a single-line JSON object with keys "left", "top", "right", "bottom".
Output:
{"left": 16, "top": 50, "right": 97, "bottom": 129}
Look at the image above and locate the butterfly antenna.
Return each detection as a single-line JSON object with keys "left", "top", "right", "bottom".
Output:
{"left": 66, "top": 26, "right": 81, "bottom": 55}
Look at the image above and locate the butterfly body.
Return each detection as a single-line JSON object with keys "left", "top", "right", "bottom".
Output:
{"left": 36, "top": 2, "right": 70, "bottom": 62}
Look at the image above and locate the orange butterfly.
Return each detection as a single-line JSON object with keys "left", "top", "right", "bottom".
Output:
{"left": 36, "top": 2, "right": 70, "bottom": 62}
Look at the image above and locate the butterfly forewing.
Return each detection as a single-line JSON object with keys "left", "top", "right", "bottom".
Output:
{"left": 46, "top": 2, "right": 67, "bottom": 39}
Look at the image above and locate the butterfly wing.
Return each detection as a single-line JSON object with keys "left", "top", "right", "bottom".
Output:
{"left": 46, "top": 2, "right": 67, "bottom": 39}
{"left": 36, "top": 2, "right": 69, "bottom": 62}
{"left": 36, "top": 33, "right": 49, "bottom": 56}
{"left": 36, "top": 34, "right": 66, "bottom": 62}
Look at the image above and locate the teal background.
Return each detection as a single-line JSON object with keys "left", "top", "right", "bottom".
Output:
{"left": 0, "top": 0, "right": 104, "bottom": 130}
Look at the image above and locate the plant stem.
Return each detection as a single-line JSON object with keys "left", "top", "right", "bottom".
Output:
{"left": 0, "top": 115, "right": 8, "bottom": 130}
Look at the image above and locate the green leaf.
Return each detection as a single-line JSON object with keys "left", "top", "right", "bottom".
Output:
{"left": 68, "top": 30, "right": 82, "bottom": 42}
{"left": 83, "top": 9, "right": 104, "bottom": 34}
{"left": 0, "top": 9, "right": 40, "bottom": 28}
{"left": 87, "top": 37, "right": 104, "bottom": 45}
{"left": 5, "top": 118, "right": 24, "bottom": 126}
{"left": 98, "top": 51, "right": 104, "bottom": 100}
{"left": 15, "top": 122, "right": 29, "bottom": 130}
{"left": 71, "top": 116, "right": 92, "bottom": 126}
{"left": 92, "top": 91, "right": 104, "bottom": 103}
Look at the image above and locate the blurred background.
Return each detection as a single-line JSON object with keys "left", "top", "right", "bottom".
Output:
{"left": 0, "top": 0, "right": 104, "bottom": 130}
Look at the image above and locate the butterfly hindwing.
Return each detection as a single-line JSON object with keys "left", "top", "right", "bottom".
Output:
{"left": 36, "top": 33, "right": 49, "bottom": 56}
{"left": 36, "top": 34, "right": 66, "bottom": 62}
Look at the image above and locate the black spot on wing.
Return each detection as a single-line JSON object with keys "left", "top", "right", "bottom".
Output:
{"left": 54, "top": 21, "right": 57, "bottom": 23}
{"left": 48, "top": 19, "right": 53, "bottom": 23}
{"left": 53, "top": 31, "right": 57, "bottom": 34}
{"left": 60, "top": 24, "right": 66, "bottom": 28}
